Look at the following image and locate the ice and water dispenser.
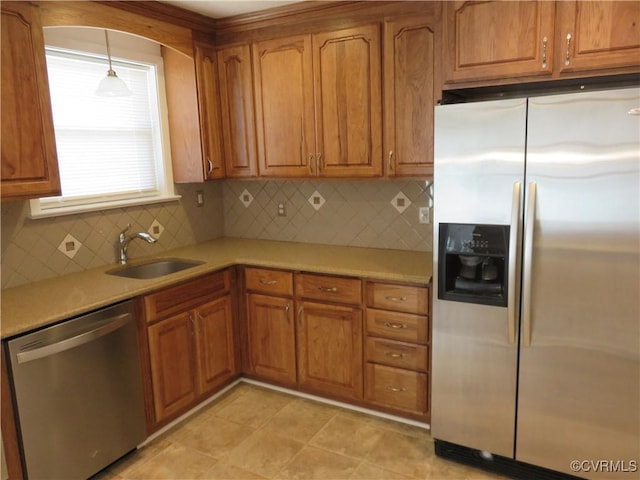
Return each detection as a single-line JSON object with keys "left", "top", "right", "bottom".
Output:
{"left": 438, "top": 223, "right": 510, "bottom": 307}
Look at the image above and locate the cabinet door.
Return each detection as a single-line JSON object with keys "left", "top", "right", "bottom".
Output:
{"left": 163, "top": 46, "right": 209, "bottom": 183}
{"left": 217, "top": 44, "right": 258, "bottom": 177}
{"left": 195, "top": 42, "right": 225, "bottom": 179}
{"left": 556, "top": 1, "right": 640, "bottom": 74}
{"left": 384, "top": 13, "right": 440, "bottom": 177}
{"left": 444, "top": 1, "right": 555, "bottom": 84}
{"left": 253, "top": 35, "right": 315, "bottom": 177}
{"left": 1, "top": 1, "right": 61, "bottom": 199}
{"left": 147, "top": 312, "right": 197, "bottom": 422}
{"left": 194, "top": 296, "right": 236, "bottom": 395}
{"left": 297, "top": 301, "right": 363, "bottom": 400}
{"left": 246, "top": 293, "right": 296, "bottom": 385}
{"left": 313, "top": 24, "right": 382, "bottom": 177}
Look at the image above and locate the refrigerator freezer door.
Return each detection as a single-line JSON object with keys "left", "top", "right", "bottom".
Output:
{"left": 432, "top": 98, "right": 526, "bottom": 457}
{"left": 517, "top": 88, "right": 640, "bottom": 478}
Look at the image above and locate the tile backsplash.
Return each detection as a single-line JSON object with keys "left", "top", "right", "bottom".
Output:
{"left": 1, "top": 183, "right": 224, "bottom": 289}
{"left": 1, "top": 179, "right": 433, "bottom": 289}
{"left": 223, "top": 179, "right": 432, "bottom": 252}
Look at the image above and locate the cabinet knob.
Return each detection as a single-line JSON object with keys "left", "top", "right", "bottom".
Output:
{"left": 541, "top": 37, "right": 548, "bottom": 69}
{"left": 388, "top": 150, "right": 394, "bottom": 172}
{"left": 207, "top": 158, "right": 213, "bottom": 176}
{"left": 308, "top": 154, "right": 315, "bottom": 174}
{"left": 259, "top": 278, "right": 278, "bottom": 285}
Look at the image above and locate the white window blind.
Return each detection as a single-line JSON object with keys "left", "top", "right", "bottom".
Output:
{"left": 32, "top": 48, "right": 175, "bottom": 216}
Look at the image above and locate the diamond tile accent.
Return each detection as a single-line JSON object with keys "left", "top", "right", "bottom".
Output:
{"left": 391, "top": 192, "right": 411, "bottom": 213}
{"left": 240, "top": 189, "right": 254, "bottom": 207}
{"left": 57, "top": 234, "right": 82, "bottom": 259}
{"left": 308, "top": 190, "right": 326, "bottom": 211}
{"left": 149, "top": 219, "right": 165, "bottom": 239}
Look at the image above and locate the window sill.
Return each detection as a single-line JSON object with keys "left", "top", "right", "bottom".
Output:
{"left": 28, "top": 194, "right": 182, "bottom": 219}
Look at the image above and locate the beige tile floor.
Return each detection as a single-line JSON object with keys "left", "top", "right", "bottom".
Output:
{"left": 93, "top": 383, "right": 507, "bottom": 480}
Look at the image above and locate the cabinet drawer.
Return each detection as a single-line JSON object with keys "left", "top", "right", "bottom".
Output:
{"left": 145, "top": 270, "right": 230, "bottom": 322}
{"left": 295, "top": 273, "right": 362, "bottom": 305}
{"left": 366, "top": 337, "right": 428, "bottom": 372}
{"left": 365, "top": 363, "right": 428, "bottom": 415}
{"left": 366, "top": 283, "right": 429, "bottom": 315}
{"left": 366, "top": 309, "right": 428, "bottom": 344}
{"left": 245, "top": 267, "right": 293, "bottom": 296}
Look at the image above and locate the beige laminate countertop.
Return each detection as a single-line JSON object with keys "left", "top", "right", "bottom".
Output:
{"left": 1, "top": 237, "right": 432, "bottom": 339}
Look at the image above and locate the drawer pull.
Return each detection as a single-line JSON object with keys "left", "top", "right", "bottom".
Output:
{"left": 385, "top": 295, "right": 407, "bottom": 302}
{"left": 318, "top": 286, "right": 338, "bottom": 293}
{"left": 259, "top": 278, "right": 278, "bottom": 285}
{"left": 384, "top": 322, "right": 408, "bottom": 330}
{"left": 385, "top": 385, "right": 407, "bottom": 393}
{"left": 385, "top": 351, "right": 405, "bottom": 359}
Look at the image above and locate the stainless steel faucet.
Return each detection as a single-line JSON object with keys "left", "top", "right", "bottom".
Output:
{"left": 118, "top": 224, "right": 157, "bottom": 264}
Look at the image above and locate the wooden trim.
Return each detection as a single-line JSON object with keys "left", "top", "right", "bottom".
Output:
{"left": 98, "top": 0, "right": 217, "bottom": 33}
{"left": 39, "top": 1, "right": 194, "bottom": 57}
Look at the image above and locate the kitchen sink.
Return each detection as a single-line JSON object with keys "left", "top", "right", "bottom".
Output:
{"left": 106, "top": 258, "right": 205, "bottom": 279}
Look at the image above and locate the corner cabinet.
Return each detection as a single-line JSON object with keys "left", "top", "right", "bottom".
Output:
{"left": 252, "top": 24, "right": 383, "bottom": 178}
{"left": 217, "top": 44, "right": 258, "bottom": 178}
{"left": 1, "top": 1, "right": 61, "bottom": 200}
{"left": 142, "top": 270, "right": 237, "bottom": 429}
{"left": 383, "top": 11, "right": 441, "bottom": 177}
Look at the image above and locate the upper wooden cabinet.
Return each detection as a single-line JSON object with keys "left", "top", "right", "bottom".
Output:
{"left": 444, "top": 1, "right": 640, "bottom": 87}
{"left": 1, "top": 2, "right": 61, "bottom": 200}
{"left": 313, "top": 24, "right": 382, "bottom": 177}
{"left": 383, "top": 12, "right": 441, "bottom": 177}
{"left": 252, "top": 25, "right": 382, "bottom": 178}
{"left": 194, "top": 42, "right": 225, "bottom": 180}
{"left": 163, "top": 45, "right": 224, "bottom": 183}
{"left": 217, "top": 43, "right": 258, "bottom": 178}
{"left": 253, "top": 35, "right": 315, "bottom": 177}
{"left": 444, "top": 1, "right": 556, "bottom": 84}
{"left": 555, "top": 1, "right": 640, "bottom": 74}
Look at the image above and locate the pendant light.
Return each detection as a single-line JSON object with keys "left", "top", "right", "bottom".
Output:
{"left": 95, "top": 30, "right": 132, "bottom": 97}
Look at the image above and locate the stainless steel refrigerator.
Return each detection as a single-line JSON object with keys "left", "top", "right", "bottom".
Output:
{"left": 431, "top": 86, "right": 640, "bottom": 479}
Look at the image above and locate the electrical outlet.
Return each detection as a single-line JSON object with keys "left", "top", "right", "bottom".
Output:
{"left": 419, "top": 207, "right": 430, "bottom": 224}
{"left": 196, "top": 190, "right": 204, "bottom": 207}
{"left": 277, "top": 203, "right": 286, "bottom": 216}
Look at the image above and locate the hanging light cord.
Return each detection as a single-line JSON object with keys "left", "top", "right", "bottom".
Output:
{"left": 104, "top": 30, "right": 114, "bottom": 72}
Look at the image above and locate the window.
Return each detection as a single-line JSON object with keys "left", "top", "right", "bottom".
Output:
{"left": 30, "top": 36, "right": 178, "bottom": 218}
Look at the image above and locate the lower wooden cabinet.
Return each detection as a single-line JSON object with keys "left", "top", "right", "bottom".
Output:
{"left": 297, "top": 300, "right": 363, "bottom": 401}
{"left": 147, "top": 311, "right": 198, "bottom": 421}
{"left": 365, "top": 363, "right": 428, "bottom": 415}
{"left": 364, "top": 281, "right": 431, "bottom": 420}
{"left": 143, "top": 271, "right": 236, "bottom": 427}
{"left": 246, "top": 293, "right": 297, "bottom": 385}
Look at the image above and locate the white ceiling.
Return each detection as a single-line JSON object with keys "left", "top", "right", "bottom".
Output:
{"left": 158, "top": 0, "right": 305, "bottom": 19}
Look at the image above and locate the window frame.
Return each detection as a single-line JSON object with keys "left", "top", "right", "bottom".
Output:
{"left": 29, "top": 29, "right": 179, "bottom": 219}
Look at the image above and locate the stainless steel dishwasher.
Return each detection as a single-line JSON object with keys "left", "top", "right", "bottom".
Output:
{"left": 6, "top": 300, "right": 146, "bottom": 479}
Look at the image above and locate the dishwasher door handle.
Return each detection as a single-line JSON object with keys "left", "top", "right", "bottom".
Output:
{"left": 16, "top": 313, "right": 132, "bottom": 364}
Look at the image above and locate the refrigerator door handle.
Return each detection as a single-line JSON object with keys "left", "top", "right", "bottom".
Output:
{"left": 507, "top": 182, "right": 521, "bottom": 344}
{"left": 522, "top": 181, "right": 537, "bottom": 347}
